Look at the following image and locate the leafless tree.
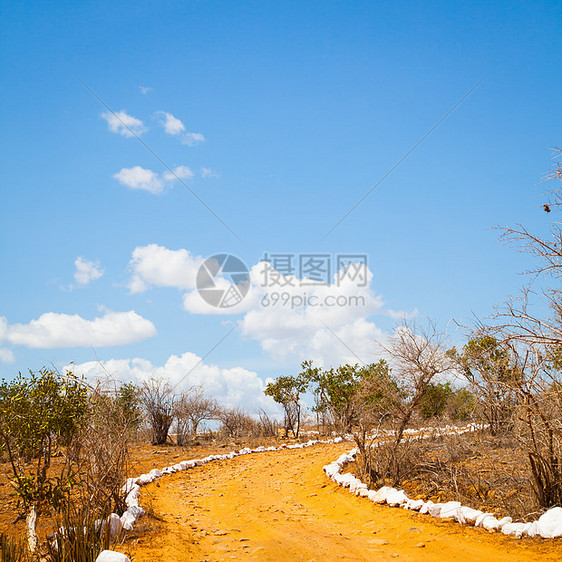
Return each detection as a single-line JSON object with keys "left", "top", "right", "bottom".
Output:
{"left": 507, "top": 346, "right": 562, "bottom": 507}
{"left": 217, "top": 407, "right": 255, "bottom": 439}
{"left": 141, "top": 377, "right": 176, "bottom": 445}
{"left": 381, "top": 320, "right": 454, "bottom": 445}
{"left": 357, "top": 320, "right": 454, "bottom": 486}
{"left": 69, "top": 383, "right": 133, "bottom": 516}
{"left": 175, "top": 385, "right": 219, "bottom": 445}
{"left": 492, "top": 149, "right": 562, "bottom": 346}
{"left": 255, "top": 409, "right": 281, "bottom": 437}
{"left": 472, "top": 149, "right": 562, "bottom": 507}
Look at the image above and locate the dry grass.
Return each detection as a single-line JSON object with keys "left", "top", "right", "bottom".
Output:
{"left": 355, "top": 430, "right": 540, "bottom": 520}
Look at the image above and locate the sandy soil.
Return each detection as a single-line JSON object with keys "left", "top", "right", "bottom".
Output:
{"left": 127, "top": 442, "right": 561, "bottom": 561}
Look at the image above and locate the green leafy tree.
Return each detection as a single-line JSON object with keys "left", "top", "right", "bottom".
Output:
{"left": 264, "top": 375, "right": 308, "bottom": 437}
{"left": 452, "top": 335, "right": 518, "bottom": 434}
{"left": 116, "top": 382, "right": 142, "bottom": 430}
{"left": 418, "top": 382, "right": 453, "bottom": 418}
{"left": 303, "top": 360, "right": 393, "bottom": 434}
{"left": 0, "top": 369, "right": 88, "bottom": 554}
{"left": 446, "top": 387, "right": 476, "bottom": 421}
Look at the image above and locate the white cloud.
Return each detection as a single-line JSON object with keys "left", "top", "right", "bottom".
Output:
{"left": 127, "top": 251, "right": 255, "bottom": 315}
{"left": 124, "top": 245, "right": 411, "bottom": 366}
{"left": 128, "top": 244, "right": 204, "bottom": 294}
{"left": 182, "top": 132, "right": 205, "bottom": 146}
{"left": 162, "top": 165, "right": 194, "bottom": 182}
{"left": 0, "top": 348, "right": 15, "bottom": 363}
{"left": 67, "top": 352, "right": 279, "bottom": 414}
{"left": 113, "top": 166, "right": 164, "bottom": 194}
{"left": 201, "top": 167, "right": 220, "bottom": 179}
{"left": 0, "top": 317, "right": 8, "bottom": 341}
{"left": 0, "top": 311, "right": 156, "bottom": 349}
{"left": 139, "top": 86, "right": 152, "bottom": 95}
{"left": 155, "top": 111, "right": 204, "bottom": 146}
{"left": 236, "top": 262, "right": 386, "bottom": 367}
{"left": 101, "top": 110, "right": 147, "bottom": 137}
{"left": 383, "top": 307, "right": 419, "bottom": 320}
{"left": 113, "top": 165, "right": 193, "bottom": 195}
{"left": 157, "top": 111, "right": 186, "bottom": 135}
{"left": 74, "top": 257, "right": 103, "bottom": 285}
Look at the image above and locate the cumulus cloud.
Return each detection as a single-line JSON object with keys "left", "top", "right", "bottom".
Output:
{"left": 0, "top": 348, "right": 15, "bottom": 363}
{"left": 128, "top": 250, "right": 254, "bottom": 315}
{"left": 0, "top": 311, "right": 156, "bottom": 349}
{"left": 74, "top": 257, "right": 103, "bottom": 285}
{"left": 236, "top": 261, "right": 386, "bottom": 366}
{"left": 101, "top": 110, "right": 147, "bottom": 137}
{"left": 125, "top": 245, "right": 411, "bottom": 366}
{"left": 113, "top": 165, "right": 193, "bottom": 194}
{"left": 155, "top": 111, "right": 205, "bottom": 146}
{"left": 139, "top": 85, "right": 152, "bottom": 95}
{"left": 67, "top": 352, "right": 279, "bottom": 414}
{"left": 157, "top": 111, "right": 186, "bottom": 135}
{"left": 127, "top": 244, "right": 204, "bottom": 294}
{"left": 113, "top": 166, "right": 163, "bottom": 194}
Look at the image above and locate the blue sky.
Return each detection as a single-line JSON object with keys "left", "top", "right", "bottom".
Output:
{"left": 0, "top": 1, "right": 560, "bottom": 408}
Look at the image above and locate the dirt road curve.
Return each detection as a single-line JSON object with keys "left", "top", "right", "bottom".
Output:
{"left": 129, "top": 443, "right": 560, "bottom": 561}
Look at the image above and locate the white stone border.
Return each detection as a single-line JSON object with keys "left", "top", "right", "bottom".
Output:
{"left": 95, "top": 437, "right": 346, "bottom": 561}
{"left": 95, "top": 423, "right": 562, "bottom": 561}
{"left": 322, "top": 423, "right": 562, "bottom": 540}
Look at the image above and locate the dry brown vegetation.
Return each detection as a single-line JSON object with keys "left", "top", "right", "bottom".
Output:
{"left": 354, "top": 429, "right": 539, "bottom": 521}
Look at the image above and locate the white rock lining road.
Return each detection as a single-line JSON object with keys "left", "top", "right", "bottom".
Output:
{"left": 323, "top": 426, "right": 562, "bottom": 540}
{"left": 95, "top": 424, "right": 562, "bottom": 561}
{"left": 96, "top": 437, "right": 345, "bottom": 561}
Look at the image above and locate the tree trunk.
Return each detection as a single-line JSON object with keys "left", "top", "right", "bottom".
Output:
{"left": 26, "top": 504, "right": 38, "bottom": 555}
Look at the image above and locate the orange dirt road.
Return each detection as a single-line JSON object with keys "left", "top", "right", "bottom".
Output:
{"left": 128, "top": 443, "right": 561, "bottom": 561}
